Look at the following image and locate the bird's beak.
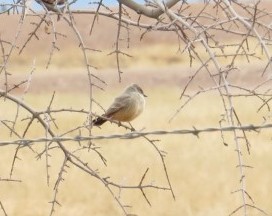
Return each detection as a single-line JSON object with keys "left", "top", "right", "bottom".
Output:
{"left": 143, "top": 93, "right": 147, "bottom": 97}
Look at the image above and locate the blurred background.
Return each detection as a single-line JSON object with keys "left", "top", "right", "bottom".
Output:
{"left": 0, "top": 0, "right": 272, "bottom": 215}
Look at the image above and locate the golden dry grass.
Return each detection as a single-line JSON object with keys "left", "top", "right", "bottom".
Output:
{"left": 1, "top": 36, "right": 272, "bottom": 215}
{"left": 1, "top": 80, "right": 272, "bottom": 215}
{"left": 8, "top": 38, "right": 272, "bottom": 73}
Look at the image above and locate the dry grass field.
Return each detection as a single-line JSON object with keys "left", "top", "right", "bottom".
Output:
{"left": 1, "top": 2, "right": 272, "bottom": 215}
{"left": 1, "top": 64, "right": 272, "bottom": 216}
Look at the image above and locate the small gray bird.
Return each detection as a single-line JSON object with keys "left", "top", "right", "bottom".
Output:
{"left": 93, "top": 84, "right": 147, "bottom": 126}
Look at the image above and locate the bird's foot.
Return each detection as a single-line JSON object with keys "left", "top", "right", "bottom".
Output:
{"left": 129, "top": 122, "right": 135, "bottom": 131}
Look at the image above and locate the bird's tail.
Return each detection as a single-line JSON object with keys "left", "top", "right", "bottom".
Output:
{"left": 92, "top": 117, "right": 107, "bottom": 126}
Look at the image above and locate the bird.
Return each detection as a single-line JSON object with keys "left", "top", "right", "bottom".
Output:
{"left": 93, "top": 84, "right": 147, "bottom": 127}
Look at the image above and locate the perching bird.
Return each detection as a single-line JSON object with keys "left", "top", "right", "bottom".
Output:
{"left": 93, "top": 84, "right": 147, "bottom": 127}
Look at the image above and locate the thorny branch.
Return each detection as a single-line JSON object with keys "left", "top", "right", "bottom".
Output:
{"left": 0, "top": 89, "right": 172, "bottom": 216}
{"left": 1, "top": 0, "right": 272, "bottom": 215}
{"left": 0, "top": 201, "right": 8, "bottom": 216}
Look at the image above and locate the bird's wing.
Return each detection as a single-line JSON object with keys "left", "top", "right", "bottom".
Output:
{"left": 104, "top": 94, "right": 131, "bottom": 117}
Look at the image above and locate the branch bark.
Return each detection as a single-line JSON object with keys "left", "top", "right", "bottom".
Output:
{"left": 118, "top": 0, "right": 179, "bottom": 18}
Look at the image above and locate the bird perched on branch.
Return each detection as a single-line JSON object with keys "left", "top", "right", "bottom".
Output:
{"left": 93, "top": 84, "right": 147, "bottom": 127}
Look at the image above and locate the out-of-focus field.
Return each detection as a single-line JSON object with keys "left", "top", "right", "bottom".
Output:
{"left": 1, "top": 66, "right": 272, "bottom": 216}
{"left": 1, "top": 3, "right": 272, "bottom": 215}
